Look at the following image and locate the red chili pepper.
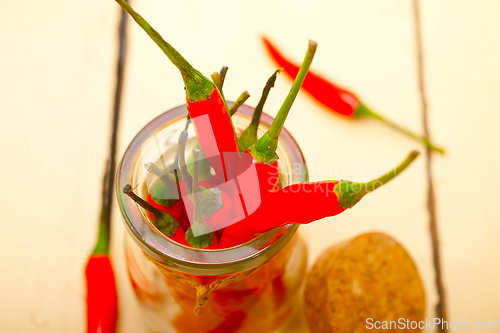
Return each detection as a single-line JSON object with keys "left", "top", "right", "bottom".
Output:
{"left": 85, "top": 254, "right": 118, "bottom": 333}
{"left": 220, "top": 151, "right": 419, "bottom": 248}
{"left": 85, "top": 162, "right": 118, "bottom": 333}
{"left": 186, "top": 89, "right": 238, "bottom": 158}
{"left": 262, "top": 37, "right": 445, "bottom": 154}
{"left": 116, "top": 0, "right": 240, "bottom": 183}
{"left": 85, "top": 200, "right": 118, "bottom": 333}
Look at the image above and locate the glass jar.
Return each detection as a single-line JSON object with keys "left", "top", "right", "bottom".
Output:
{"left": 116, "top": 103, "right": 309, "bottom": 333}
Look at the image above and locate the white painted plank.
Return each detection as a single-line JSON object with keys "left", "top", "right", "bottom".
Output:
{"left": 421, "top": 0, "right": 500, "bottom": 325}
{"left": 0, "top": 1, "right": 119, "bottom": 332}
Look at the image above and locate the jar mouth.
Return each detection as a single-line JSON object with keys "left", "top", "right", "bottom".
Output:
{"left": 116, "top": 103, "right": 307, "bottom": 274}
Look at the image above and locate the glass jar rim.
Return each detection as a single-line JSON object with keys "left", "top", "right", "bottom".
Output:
{"left": 116, "top": 103, "right": 308, "bottom": 275}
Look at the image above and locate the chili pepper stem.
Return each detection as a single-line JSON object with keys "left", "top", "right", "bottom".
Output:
{"left": 239, "top": 69, "right": 282, "bottom": 152}
{"left": 144, "top": 162, "right": 165, "bottom": 178}
{"left": 185, "top": 149, "right": 215, "bottom": 248}
{"left": 123, "top": 184, "right": 162, "bottom": 215}
{"left": 250, "top": 40, "right": 317, "bottom": 164}
{"left": 211, "top": 72, "right": 221, "bottom": 87}
{"left": 334, "top": 151, "right": 420, "bottom": 209}
{"left": 192, "top": 150, "right": 201, "bottom": 209}
{"left": 115, "top": 0, "right": 213, "bottom": 102}
{"left": 355, "top": 103, "right": 444, "bottom": 154}
{"left": 123, "top": 184, "right": 179, "bottom": 236}
{"left": 92, "top": 162, "right": 112, "bottom": 255}
{"left": 229, "top": 91, "right": 250, "bottom": 116}
{"left": 92, "top": 208, "right": 110, "bottom": 255}
{"left": 213, "top": 66, "right": 228, "bottom": 92}
{"left": 177, "top": 130, "right": 193, "bottom": 193}
{"left": 169, "top": 116, "right": 191, "bottom": 173}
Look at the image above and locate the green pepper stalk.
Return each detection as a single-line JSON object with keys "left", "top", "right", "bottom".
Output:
{"left": 248, "top": 40, "right": 317, "bottom": 164}
{"left": 211, "top": 66, "right": 228, "bottom": 92}
{"left": 334, "top": 150, "right": 420, "bottom": 208}
{"left": 144, "top": 162, "right": 167, "bottom": 179}
{"left": 355, "top": 104, "right": 444, "bottom": 154}
{"left": 144, "top": 162, "right": 179, "bottom": 207}
{"left": 177, "top": 129, "right": 223, "bottom": 218}
{"left": 238, "top": 69, "right": 282, "bottom": 152}
{"left": 123, "top": 184, "right": 179, "bottom": 236}
{"left": 177, "top": 130, "right": 193, "bottom": 192}
{"left": 114, "top": 0, "right": 213, "bottom": 102}
{"left": 187, "top": 145, "right": 213, "bottom": 182}
{"left": 92, "top": 161, "right": 112, "bottom": 255}
{"left": 228, "top": 91, "right": 251, "bottom": 116}
{"left": 144, "top": 117, "right": 191, "bottom": 207}
{"left": 185, "top": 149, "right": 215, "bottom": 248}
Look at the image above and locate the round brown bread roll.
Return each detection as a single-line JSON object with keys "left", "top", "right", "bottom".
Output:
{"left": 304, "top": 232, "right": 425, "bottom": 332}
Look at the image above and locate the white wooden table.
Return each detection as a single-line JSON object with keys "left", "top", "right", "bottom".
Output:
{"left": 1, "top": 0, "right": 499, "bottom": 332}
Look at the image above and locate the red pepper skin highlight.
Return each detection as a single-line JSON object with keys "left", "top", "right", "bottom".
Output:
{"left": 85, "top": 255, "right": 118, "bottom": 333}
